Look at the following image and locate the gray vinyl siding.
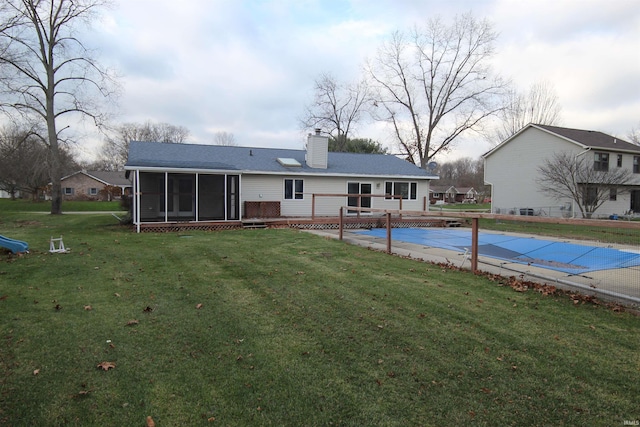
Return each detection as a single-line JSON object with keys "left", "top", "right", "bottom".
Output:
{"left": 485, "top": 127, "right": 576, "bottom": 212}
{"left": 241, "top": 175, "right": 429, "bottom": 217}
{"left": 485, "top": 126, "right": 640, "bottom": 217}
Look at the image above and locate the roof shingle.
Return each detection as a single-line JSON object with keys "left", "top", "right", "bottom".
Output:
{"left": 125, "top": 141, "right": 436, "bottom": 178}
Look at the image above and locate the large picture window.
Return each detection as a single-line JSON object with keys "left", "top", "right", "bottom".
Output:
{"left": 385, "top": 181, "right": 417, "bottom": 200}
{"left": 284, "top": 179, "right": 304, "bottom": 200}
{"left": 594, "top": 152, "right": 609, "bottom": 172}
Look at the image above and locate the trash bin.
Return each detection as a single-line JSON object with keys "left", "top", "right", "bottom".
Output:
{"left": 609, "top": 215, "right": 618, "bottom": 220}
{"left": 520, "top": 208, "right": 534, "bottom": 216}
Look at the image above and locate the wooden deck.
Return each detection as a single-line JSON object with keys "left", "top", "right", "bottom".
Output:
{"left": 136, "top": 215, "right": 462, "bottom": 232}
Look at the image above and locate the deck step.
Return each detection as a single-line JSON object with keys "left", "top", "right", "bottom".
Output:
{"left": 242, "top": 220, "right": 267, "bottom": 229}
{"left": 447, "top": 222, "right": 462, "bottom": 227}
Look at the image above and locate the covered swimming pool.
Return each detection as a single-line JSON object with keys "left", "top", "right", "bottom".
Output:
{"left": 356, "top": 228, "right": 640, "bottom": 275}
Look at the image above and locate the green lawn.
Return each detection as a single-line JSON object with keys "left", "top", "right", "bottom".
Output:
{"left": 479, "top": 218, "right": 639, "bottom": 245}
{"left": 0, "top": 199, "right": 125, "bottom": 212}
{"left": 0, "top": 213, "right": 638, "bottom": 426}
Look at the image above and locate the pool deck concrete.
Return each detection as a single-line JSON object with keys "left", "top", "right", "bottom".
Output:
{"left": 304, "top": 228, "right": 640, "bottom": 307}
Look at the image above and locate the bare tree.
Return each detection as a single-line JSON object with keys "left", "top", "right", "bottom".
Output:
{"left": 213, "top": 131, "right": 237, "bottom": 146}
{"left": 628, "top": 123, "right": 640, "bottom": 145}
{"left": 98, "top": 121, "right": 190, "bottom": 170}
{"left": 300, "top": 73, "right": 370, "bottom": 151}
{"left": 0, "top": 0, "right": 118, "bottom": 214}
{"left": 0, "top": 124, "right": 77, "bottom": 200}
{"left": 491, "top": 80, "right": 562, "bottom": 144}
{"left": 366, "top": 14, "right": 508, "bottom": 168}
{"left": 537, "top": 151, "right": 634, "bottom": 218}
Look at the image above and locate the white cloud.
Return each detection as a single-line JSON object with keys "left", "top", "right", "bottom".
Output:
{"left": 68, "top": 0, "right": 640, "bottom": 162}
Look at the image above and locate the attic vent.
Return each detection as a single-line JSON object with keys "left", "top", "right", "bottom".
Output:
{"left": 277, "top": 158, "right": 301, "bottom": 167}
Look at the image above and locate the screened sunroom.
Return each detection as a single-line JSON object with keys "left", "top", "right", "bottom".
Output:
{"left": 133, "top": 171, "right": 240, "bottom": 224}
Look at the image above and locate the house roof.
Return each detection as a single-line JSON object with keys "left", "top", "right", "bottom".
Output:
{"left": 61, "top": 170, "right": 131, "bottom": 187}
{"left": 125, "top": 141, "right": 437, "bottom": 179}
{"left": 484, "top": 124, "right": 640, "bottom": 158}
{"left": 430, "top": 185, "right": 457, "bottom": 193}
{"left": 536, "top": 124, "right": 640, "bottom": 152}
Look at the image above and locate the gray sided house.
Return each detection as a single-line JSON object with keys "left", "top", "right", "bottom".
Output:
{"left": 125, "top": 133, "right": 437, "bottom": 231}
{"left": 484, "top": 124, "right": 640, "bottom": 217}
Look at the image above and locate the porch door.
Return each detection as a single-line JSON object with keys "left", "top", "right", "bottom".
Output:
{"left": 347, "top": 182, "right": 372, "bottom": 214}
{"left": 167, "top": 174, "right": 195, "bottom": 220}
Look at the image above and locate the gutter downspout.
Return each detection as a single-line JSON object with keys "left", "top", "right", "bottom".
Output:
{"left": 573, "top": 147, "right": 592, "bottom": 218}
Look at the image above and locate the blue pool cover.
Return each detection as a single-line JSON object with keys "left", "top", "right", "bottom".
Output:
{"left": 356, "top": 228, "right": 640, "bottom": 275}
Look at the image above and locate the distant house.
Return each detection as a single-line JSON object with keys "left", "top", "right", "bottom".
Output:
{"left": 429, "top": 185, "right": 457, "bottom": 204}
{"left": 60, "top": 171, "right": 132, "bottom": 201}
{"left": 125, "top": 131, "right": 438, "bottom": 231}
{"left": 456, "top": 187, "right": 479, "bottom": 203}
{"left": 484, "top": 124, "right": 640, "bottom": 217}
{"left": 429, "top": 186, "right": 478, "bottom": 204}
{"left": 0, "top": 190, "right": 17, "bottom": 199}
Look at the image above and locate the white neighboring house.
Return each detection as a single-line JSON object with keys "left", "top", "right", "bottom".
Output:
{"left": 484, "top": 124, "right": 640, "bottom": 218}
{"left": 125, "top": 131, "right": 438, "bottom": 231}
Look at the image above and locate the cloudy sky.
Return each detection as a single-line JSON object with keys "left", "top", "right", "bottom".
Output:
{"left": 77, "top": 0, "right": 640, "bottom": 162}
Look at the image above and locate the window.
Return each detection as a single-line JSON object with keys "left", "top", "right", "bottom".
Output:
{"left": 64, "top": 187, "right": 74, "bottom": 195}
{"left": 89, "top": 188, "right": 98, "bottom": 195}
{"left": 634, "top": 156, "right": 640, "bottom": 174}
{"left": 284, "top": 179, "right": 304, "bottom": 200}
{"left": 385, "top": 181, "right": 417, "bottom": 200}
{"left": 617, "top": 154, "right": 623, "bottom": 168}
{"left": 583, "top": 186, "right": 598, "bottom": 206}
{"left": 594, "top": 152, "right": 609, "bottom": 171}
{"left": 610, "top": 188, "right": 617, "bottom": 201}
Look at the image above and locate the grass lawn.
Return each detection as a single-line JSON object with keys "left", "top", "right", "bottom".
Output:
{"left": 0, "top": 199, "right": 125, "bottom": 212}
{"left": 0, "top": 213, "right": 638, "bottom": 426}
{"left": 479, "top": 218, "right": 639, "bottom": 245}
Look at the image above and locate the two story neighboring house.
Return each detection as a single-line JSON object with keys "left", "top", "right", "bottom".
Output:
{"left": 484, "top": 124, "right": 640, "bottom": 218}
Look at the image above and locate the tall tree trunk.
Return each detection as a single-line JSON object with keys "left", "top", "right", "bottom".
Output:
{"left": 47, "top": 68, "right": 62, "bottom": 214}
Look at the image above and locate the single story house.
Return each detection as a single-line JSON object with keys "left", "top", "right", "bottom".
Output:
{"left": 429, "top": 186, "right": 478, "bottom": 204}
{"left": 484, "top": 124, "right": 640, "bottom": 217}
{"left": 456, "top": 187, "right": 479, "bottom": 203}
{"left": 60, "top": 170, "right": 132, "bottom": 201}
{"left": 124, "top": 131, "right": 438, "bottom": 231}
{"left": 429, "top": 185, "right": 457, "bottom": 204}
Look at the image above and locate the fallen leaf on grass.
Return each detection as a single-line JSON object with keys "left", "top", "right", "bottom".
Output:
{"left": 143, "top": 306, "right": 153, "bottom": 313}
{"left": 126, "top": 319, "right": 139, "bottom": 326}
{"left": 33, "top": 369, "right": 40, "bottom": 376}
{"left": 114, "top": 293, "right": 121, "bottom": 297}
{"left": 97, "top": 361, "right": 116, "bottom": 371}
{"left": 195, "top": 303, "right": 203, "bottom": 309}
{"left": 146, "top": 416, "right": 155, "bottom": 427}
{"left": 0, "top": 295, "right": 7, "bottom": 301}
{"left": 84, "top": 305, "right": 92, "bottom": 311}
